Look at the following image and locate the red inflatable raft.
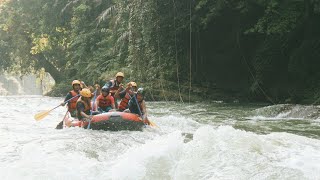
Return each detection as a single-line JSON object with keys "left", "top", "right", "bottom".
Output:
{"left": 64, "top": 111, "right": 146, "bottom": 131}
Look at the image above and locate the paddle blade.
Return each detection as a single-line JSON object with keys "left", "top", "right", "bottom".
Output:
{"left": 149, "top": 120, "right": 159, "bottom": 128}
{"left": 34, "top": 110, "right": 51, "bottom": 121}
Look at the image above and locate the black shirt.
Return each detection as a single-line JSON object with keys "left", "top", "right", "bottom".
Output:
{"left": 76, "top": 101, "right": 90, "bottom": 119}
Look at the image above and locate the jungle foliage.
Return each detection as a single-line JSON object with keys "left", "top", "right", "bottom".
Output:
{"left": 1, "top": 0, "right": 320, "bottom": 103}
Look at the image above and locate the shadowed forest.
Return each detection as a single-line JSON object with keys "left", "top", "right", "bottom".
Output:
{"left": 1, "top": 0, "right": 320, "bottom": 103}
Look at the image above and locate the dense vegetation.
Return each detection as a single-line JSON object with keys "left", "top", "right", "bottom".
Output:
{"left": 1, "top": 0, "right": 320, "bottom": 103}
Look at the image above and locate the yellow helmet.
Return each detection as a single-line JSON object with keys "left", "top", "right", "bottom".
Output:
{"left": 80, "top": 88, "right": 92, "bottom": 98}
{"left": 130, "top": 81, "right": 137, "bottom": 87}
{"left": 127, "top": 81, "right": 137, "bottom": 87}
{"left": 72, "top": 80, "right": 81, "bottom": 86}
{"left": 116, "top": 72, "right": 124, "bottom": 78}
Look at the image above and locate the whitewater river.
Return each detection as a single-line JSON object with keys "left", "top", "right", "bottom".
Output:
{"left": 1, "top": 96, "right": 320, "bottom": 180}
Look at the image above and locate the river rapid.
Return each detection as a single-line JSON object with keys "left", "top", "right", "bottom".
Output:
{"left": 1, "top": 96, "right": 320, "bottom": 180}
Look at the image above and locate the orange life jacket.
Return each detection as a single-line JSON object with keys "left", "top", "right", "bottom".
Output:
{"left": 68, "top": 90, "right": 80, "bottom": 112}
{"left": 97, "top": 94, "right": 113, "bottom": 108}
{"left": 118, "top": 93, "right": 132, "bottom": 111}
{"left": 76, "top": 97, "right": 91, "bottom": 119}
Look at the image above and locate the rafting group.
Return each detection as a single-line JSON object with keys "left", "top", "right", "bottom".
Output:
{"left": 55, "top": 72, "right": 153, "bottom": 130}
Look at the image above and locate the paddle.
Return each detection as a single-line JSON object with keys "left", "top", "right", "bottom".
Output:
{"left": 34, "top": 94, "right": 80, "bottom": 121}
{"left": 87, "top": 90, "right": 98, "bottom": 129}
{"left": 132, "top": 92, "right": 158, "bottom": 128}
{"left": 148, "top": 119, "right": 159, "bottom": 128}
{"left": 56, "top": 110, "right": 69, "bottom": 129}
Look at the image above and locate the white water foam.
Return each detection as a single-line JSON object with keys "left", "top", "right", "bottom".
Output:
{"left": 1, "top": 97, "right": 320, "bottom": 180}
{"left": 172, "top": 126, "right": 320, "bottom": 180}
{"left": 109, "top": 131, "right": 184, "bottom": 180}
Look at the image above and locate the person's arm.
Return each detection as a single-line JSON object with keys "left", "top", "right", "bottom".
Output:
{"left": 61, "top": 92, "right": 72, "bottom": 106}
{"left": 118, "top": 83, "right": 134, "bottom": 97}
{"left": 114, "top": 83, "right": 124, "bottom": 98}
{"left": 116, "top": 89, "right": 127, "bottom": 99}
{"left": 77, "top": 102, "right": 91, "bottom": 120}
{"left": 80, "top": 111, "right": 91, "bottom": 119}
{"left": 81, "top": 81, "right": 88, "bottom": 88}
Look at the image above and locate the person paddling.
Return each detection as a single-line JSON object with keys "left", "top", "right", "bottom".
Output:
{"left": 128, "top": 88, "right": 149, "bottom": 124}
{"left": 95, "top": 86, "right": 115, "bottom": 113}
{"left": 104, "top": 72, "right": 124, "bottom": 108}
{"left": 60, "top": 80, "right": 81, "bottom": 117}
{"left": 116, "top": 82, "right": 137, "bottom": 112}
{"left": 76, "top": 88, "right": 94, "bottom": 123}
{"left": 56, "top": 80, "right": 81, "bottom": 129}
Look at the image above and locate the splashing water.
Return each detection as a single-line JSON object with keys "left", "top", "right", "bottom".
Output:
{"left": 0, "top": 96, "right": 320, "bottom": 179}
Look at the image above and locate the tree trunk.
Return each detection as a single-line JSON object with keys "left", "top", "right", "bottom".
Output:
{"left": 33, "top": 54, "right": 63, "bottom": 83}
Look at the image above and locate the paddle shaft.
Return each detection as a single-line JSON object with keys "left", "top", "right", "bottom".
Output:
{"left": 87, "top": 90, "right": 97, "bottom": 129}
{"left": 126, "top": 88, "right": 143, "bottom": 118}
{"left": 59, "top": 94, "right": 80, "bottom": 112}
{"left": 126, "top": 89, "right": 157, "bottom": 127}
{"left": 132, "top": 94, "right": 143, "bottom": 118}
{"left": 132, "top": 92, "right": 159, "bottom": 128}
{"left": 53, "top": 94, "right": 80, "bottom": 126}
{"left": 63, "top": 94, "right": 80, "bottom": 105}
{"left": 35, "top": 94, "right": 80, "bottom": 121}
{"left": 51, "top": 93, "right": 80, "bottom": 112}
{"left": 56, "top": 110, "right": 69, "bottom": 129}
{"left": 57, "top": 94, "right": 80, "bottom": 112}
{"left": 131, "top": 92, "right": 153, "bottom": 127}
{"left": 49, "top": 104, "right": 61, "bottom": 113}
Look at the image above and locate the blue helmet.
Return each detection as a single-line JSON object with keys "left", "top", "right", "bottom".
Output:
{"left": 101, "top": 86, "right": 110, "bottom": 93}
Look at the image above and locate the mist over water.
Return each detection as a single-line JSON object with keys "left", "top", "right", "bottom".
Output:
{"left": 1, "top": 96, "right": 320, "bottom": 180}
{"left": 0, "top": 74, "right": 54, "bottom": 95}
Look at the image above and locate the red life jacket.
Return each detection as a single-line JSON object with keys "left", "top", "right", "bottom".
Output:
{"left": 76, "top": 97, "right": 91, "bottom": 119}
{"left": 118, "top": 93, "right": 131, "bottom": 111}
{"left": 68, "top": 90, "right": 80, "bottom": 112}
{"left": 97, "top": 94, "right": 113, "bottom": 108}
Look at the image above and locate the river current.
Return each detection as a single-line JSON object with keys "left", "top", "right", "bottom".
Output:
{"left": 1, "top": 96, "right": 320, "bottom": 180}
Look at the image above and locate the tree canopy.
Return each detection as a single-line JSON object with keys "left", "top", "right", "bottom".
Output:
{"left": 1, "top": 0, "right": 320, "bottom": 103}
